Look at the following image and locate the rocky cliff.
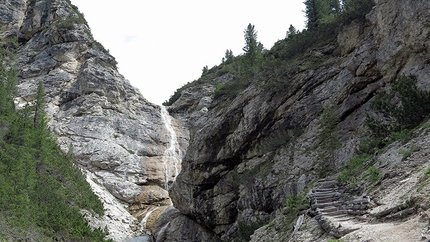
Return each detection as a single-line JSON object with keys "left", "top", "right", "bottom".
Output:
{"left": 166, "top": 0, "right": 430, "bottom": 241}
{"left": 3, "top": 0, "right": 430, "bottom": 241}
{"left": 0, "top": 0, "right": 187, "bottom": 241}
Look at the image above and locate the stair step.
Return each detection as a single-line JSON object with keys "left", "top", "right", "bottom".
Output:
{"left": 318, "top": 206, "right": 339, "bottom": 212}
{"left": 348, "top": 197, "right": 371, "bottom": 204}
{"left": 347, "top": 210, "right": 368, "bottom": 216}
{"left": 322, "top": 210, "right": 348, "bottom": 216}
{"left": 314, "top": 197, "right": 339, "bottom": 203}
{"left": 310, "top": 191, "right": 341, "bottom": 196}
{"left": 312, "top": 201, "right": 342, "bottom": 209}
{"left": 312, "top": 188, "right": 336, "bottom": 192}
{"left": 310, "top": 194, "right": 341, "bottom": 200}
{"left": 318, "top": 180, "right": 337, "bottom": 187}
{"left": 328, "top": 217, "right": 354, "bottom": 222}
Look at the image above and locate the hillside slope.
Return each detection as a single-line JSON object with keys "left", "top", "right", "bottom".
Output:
{"left": 165, "top": 0, "right": 430, "bottom": 241}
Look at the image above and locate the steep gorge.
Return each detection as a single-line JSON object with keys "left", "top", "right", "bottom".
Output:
{"left": 2, "top": 0, "right": 430, "bottom": 241}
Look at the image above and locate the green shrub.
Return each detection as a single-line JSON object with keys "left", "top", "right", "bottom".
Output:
{"left": 341, "top": 75, "right": 428, "bottom": 185}
{"left": 366, "top": 165, "right": 380, "bottom": 183}
{"left": 56, "top": 17, "right": 87, "bottom": 30}
{"left": 398, "top": 145, "right": 420, "bottom": 159}
{"left": 318, "top": 166, "right": 334, "bottom": 178}
{"left": 285, "top": 195, "right": 305, "bottom": 213}
{"left": 361, "top": 75, "right": 430, "bottom": 162}
{"left": 338, "top": 155, "right": 372, "bottom": 183}
{"left": 163, "top": 80, "right": 203, "bottom": 106}
{"left": 356, "top": 136, "right": 386, "bottom": 156}
{"left": 234, "top": 219, "right": 265, "bottom": 242}
{"left": 368, "top": 75, "right": 430, "bottom": 137}
{"left": 318, "top": 107, "right": 341, "bottom": 150}
{"left": 280, "top": 194, "right": 307, "bottom": 233}
{"left": 213, "top": 77, "right": 250, "bottom": 99}
{"left": 328, "top": 239, "right": 345, "bottom": 242}
{"left": 424, "top": 167, "right": 430, "bottom": 178}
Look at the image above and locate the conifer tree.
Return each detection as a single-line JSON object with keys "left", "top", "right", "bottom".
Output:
{"left": 286, "top": 24, "right": 298, "bottom": 38}
{"left": 341, "top": 0, "right": 373, "bottom": 13}
{"left": 222, "top": 49, "right": 234, "bottom": 64}
{"left": 34, "top": 81, "right": 47, "bottom": 130}
{"left": 304, "top": 0, "right": 341, "bottom": 29}
{"left": 0, "top": 44, "right": 17, "bottom": 121}
{"left": 243, "top": 23, "right": 259, "bottom": 68}
{"left": 304, "top": 0, "right": 319, "bottom": 30}
{"left": 202, "top": 65, "right": 209, "bottom": 76}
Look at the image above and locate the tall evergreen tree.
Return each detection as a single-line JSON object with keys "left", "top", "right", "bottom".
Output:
{"left": 202, "top": 65, "right": 209, "bottom": 76}
{"left": 33, "top": 81, "right": 47, "bottom": 129}
{"left": 286, "top": 24, "right": 298, "bottom": 38}
{"left": 0, "top": 45, "right": 17, "bottom": 121}
{"left": 243, "top": 23, "right": 261, "bottom": 68}
{"left": 222, "top": 49, "right": 234, "bottom": 64}
{"left": 304, "top": 0, "right": 319, "bottom": 29}
{"left": 328, "top": 0, "right": 341, "bottom": 12}
{"left": 341, "top": 0, "right": 373, "bottom": 13}
{"left": 304, "top": 0, "right": 341, "bottom": 29}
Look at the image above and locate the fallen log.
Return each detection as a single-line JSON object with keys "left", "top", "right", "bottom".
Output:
{"left": 385, "top": 207, "right": 416, "bottom": 219}
{"left": 372, "top": 200, "right": 414, "bottom": 218}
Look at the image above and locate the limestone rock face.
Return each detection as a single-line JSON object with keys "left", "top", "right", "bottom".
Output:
{"left": 0, "top": 0, "right": 187, "bottom": 240}
{"left": 0, "top": 0, "right": 27, "bottom": 40}
{"left": 168, "top": 0, "right": 430, "bottom": 240}
{"left": 4, "top": 0, "right": 430, "bottom": 241}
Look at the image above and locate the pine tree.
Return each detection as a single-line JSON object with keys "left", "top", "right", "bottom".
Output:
{"left": 202, "top": 65, "right": 209, "bottom": 76}
{"left": 341, "top": 0, "right": 373, "bottom": 13}
{"left": 33, "top": 81, "right": 47, "bottom": 129}
{"left": 0, "top": 45, "right": 17, "bottom": 122}
{"left": 286, "top": 24, "right": 298, "bottom": 38}
{"left": 243, "top": 23, "right": 261, "bottom": 68}
{"left": 222, "top": 49, "right": 234, "bottom": 64}
{"left": 329, "top": 0, "right": 341, "bottom": 12}
{"left": 304, "top": 0, "right": 319, "bottom": 30}
{"left": 304, "top": 0, "right": 341, "bottom": 29}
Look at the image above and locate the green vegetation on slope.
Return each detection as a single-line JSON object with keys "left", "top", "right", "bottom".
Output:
{"left": 163, "top": 0, "right": 374, "bottom": 106}
{"left": 0, "top": 42, "right": 110, "bottom": 241}
{"left": 367, "top": 75, "right": 430, "bottom": 137}
{"left": 339, "top": 75, "right": 430, "bottom": 185}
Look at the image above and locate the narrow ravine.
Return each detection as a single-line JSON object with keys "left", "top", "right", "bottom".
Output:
{"left": 126, "top": 106, "right": 185, "bottom": 241}
{"left": 160, "top": 106, "right": 182, "bottom": 190}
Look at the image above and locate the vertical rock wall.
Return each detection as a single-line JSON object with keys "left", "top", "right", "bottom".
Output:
{"left": 0, "top": 0, "right": 188, "bottom": 240}
{"left": 168, "top": 0, "right": 430, "bottom": 240}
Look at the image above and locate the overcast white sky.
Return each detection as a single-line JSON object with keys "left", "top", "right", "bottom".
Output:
{"left": 71, "top": 0, "right": 306, "bottom": 105}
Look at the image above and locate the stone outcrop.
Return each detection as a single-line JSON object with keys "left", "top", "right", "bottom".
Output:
{"left": 168, "top": 0, "right": 430, "bottom": 241}
{"left": 0, "top": 0, "right": 187, "bottom": 241}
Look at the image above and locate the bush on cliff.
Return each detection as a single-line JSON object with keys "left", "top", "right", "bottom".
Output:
{"left": 367, "top": 75, "right": 430, "bottom": 141}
